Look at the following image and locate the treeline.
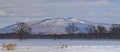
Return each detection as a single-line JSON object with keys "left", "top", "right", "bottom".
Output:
{"left": 0, "top": 32, "right": 117, "bottom": 39}
{"left": 0, "top": 22, "right": 120, "bottom": 40}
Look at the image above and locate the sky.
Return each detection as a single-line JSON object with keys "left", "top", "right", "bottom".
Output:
{"left": 0, "top": 0, "right": 120, "bottom": 28}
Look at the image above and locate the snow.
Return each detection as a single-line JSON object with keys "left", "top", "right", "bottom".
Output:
{"left": 0, "top": 17, "right": 111, "bottom": 34}
{"left": 70, "top": 17, "right": 85, "bottom": 23}
{"left": 0, "top": 39, "right": 120, "bottom": 52}
{"left": 1, "top": 46, "right": 120, "bottom": 52}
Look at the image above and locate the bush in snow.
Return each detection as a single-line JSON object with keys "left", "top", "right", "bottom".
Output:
{"left": 61, "top": 44, "right": 68, "bottom": 48}
{"left": 2, "top": 43, "right": 16, "bottom": 50}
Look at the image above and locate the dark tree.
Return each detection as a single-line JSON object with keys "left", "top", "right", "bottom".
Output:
{"left": 66, "top": 23, "right": 79, "bottom": 39}
{"left": 65, "top": 23, "right": 79, "bottom": 39}
{"left": 96, "top": 25, "right": 107, "bottom": 34}
{"left": 88, "top": 25, "right": 97, "bottom": 34}
{"left": 65, "top": 23, "right": 79, "bottom": 34}
{"left": 109, "top": 24, "right": 120, "bottom": 34}
{"left": 109, "top": 24, "right": 120, "bottom": 39}
{"left": 14, "top": 22, "right": 32, "bottom": 40}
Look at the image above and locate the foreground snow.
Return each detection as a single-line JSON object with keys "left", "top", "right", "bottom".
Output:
{"left": 0, "top": 39, "right": 120, "bottom": 52}
{"left": 1, "top": 46, "right": 120, "bottom": 52}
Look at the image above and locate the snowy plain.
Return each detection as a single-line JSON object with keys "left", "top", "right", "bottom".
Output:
{"left": 0, "top": 39, "right": 120, "bottom": 52}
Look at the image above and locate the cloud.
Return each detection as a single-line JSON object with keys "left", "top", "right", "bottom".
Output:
{"left": 35, "top": 0, "right": 120, "bottom": 2}
{"left": 0, "top": 0, "right": 112, "bottom": 17}
{"left": 47, "top": 1, "right": 112, "bottom": 7}
{"left": 0, "top": 0, "right": 119, "bottom": 25}
{"left": 0, "top": 0, "right": 44, "bottom": 17}
{"left": 86, "top": 11, "right": 120, "bottom": 17}
{"left": 87, "top": 12, "right": 98, "bottom": 16}
{"left": 0, "top": 10, "right": 8, "bottom": 16}
{"left": 0, "top": 10, "right": 16, "bottom": 16}
{"left": 101, "top": 12, "right": 120, "bottom": 17}
{"left": 30, "top": 13, "right": 44, "bottom": 16}
{"left": 9, "top": 13, "right": 16, "bottom": 16}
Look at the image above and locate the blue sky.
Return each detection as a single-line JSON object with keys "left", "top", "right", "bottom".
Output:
{"left": 0, "top": 0, "right": 120, "bottom": 28}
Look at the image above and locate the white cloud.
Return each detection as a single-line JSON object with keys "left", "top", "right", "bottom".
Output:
{"left": 47, "top": 1, "right": 112, "bottom": 7}
{"left": 0, "top": 0, "right": 112, "bottom": 17}
{"left": 9, "top": 13, "right": 16, "bottom": 16}
{"left": 87, "top": 11, "right": 120, "bottom": 17}
{"left": 102, "top": 12, "right": 119, "bottom": 17}
{"left": 0, "top": 10, "right": 8, "bottom": 16}
{"left": 0, "top": 10, "right": 16, "bottom": 16}
{"left": 87, "top": 12, "right": 98, "bottom": 16}
{"left": 30, "top": 13, "right": 44, "bottom": 16}
{"left": 0, "top": 0, "right": 44, "bottom": 17}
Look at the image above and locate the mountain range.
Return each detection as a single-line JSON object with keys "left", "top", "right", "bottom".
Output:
{"left": 0, "top": 17, "right": 111, "bottom": 35}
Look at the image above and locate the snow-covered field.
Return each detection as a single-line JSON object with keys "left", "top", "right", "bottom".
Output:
{"left": 0, "top": 39, "right": 120, "bottom": 52}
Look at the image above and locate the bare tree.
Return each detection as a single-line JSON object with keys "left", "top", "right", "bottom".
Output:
{"left": 65, "top": 23, "right": 79, "bottom": 34}
{"left": 109, "top": 24, "right": 120, "bottom": 34}
{"left": 65, "top": 23, "right": 79, "bottom": 39}
{"left": 88, "top": 25, "right": 97, "bottom": 34}
{"left": 109, "top": 24, "right": 120, "bottom": 39}
{"left": 97, "top": 25, "right": 107, "bottom": 34}
{"left": 14, "top": 22, "right": 32, "bottom": 40}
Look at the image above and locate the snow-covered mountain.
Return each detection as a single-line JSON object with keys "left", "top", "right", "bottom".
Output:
{"left": 0, "top": 17, "right": 110, "bottom": 35}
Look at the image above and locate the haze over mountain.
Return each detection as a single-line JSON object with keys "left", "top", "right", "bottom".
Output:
{"left": 0, "top": 17, "right": 110, "bottom": 35}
